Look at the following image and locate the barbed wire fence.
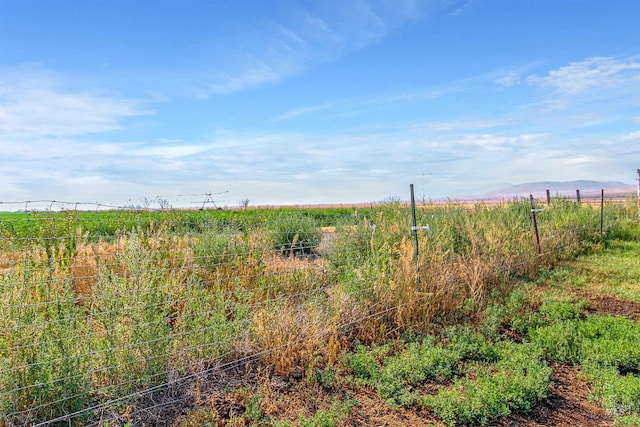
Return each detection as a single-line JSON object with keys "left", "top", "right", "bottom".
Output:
{"left": 0, "top": 192, "right": 637, "bottom": 426}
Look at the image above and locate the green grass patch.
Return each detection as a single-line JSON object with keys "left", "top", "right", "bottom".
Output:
{"left": 422, "top": 342, "right": 551, "bottom": 426}
{"left": 527, "top": 307, "right": 640, "bottom": 419}
{"left": 342, "top": 331, "right": 551, "bottom": 424}
{"left": 570, "top": 240, "right": 640, "bottom": 301}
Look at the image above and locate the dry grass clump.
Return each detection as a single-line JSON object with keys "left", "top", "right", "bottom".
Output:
{"left": 252, "top": 302, "right": 335, "bottom": 376}
{"left": 321, "top": 201, "right": 579, "bottom": 346}
{"left": 69, "top": 241, "right": 119, "bottom": 303}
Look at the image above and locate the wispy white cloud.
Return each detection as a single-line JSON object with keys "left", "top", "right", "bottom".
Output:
{"left": 492, "top": 63, "right": 541, "bottom": 88}
{"left": 126, "top": 144, "right": 212, "bottom": 158}
{"left": 0, "top": 66, "right": 148, "bottom": 138}
{"left": 448, "top": 0, "right": 479, "bottom": 16}
{"left": 494, "top": 73, "right": 521, "bottom": 87}
{"left": 250, "top": 54, "right": 639, "bottom": 198}
{"left": 456, "top": 133, "right": 545, "bottom": 150}
{"left": 267, "top": 78, "right": 470, "bottom": 124}
{"left": 185, "top": 0, "right": 462, "bottom": 97}
{"left": 526, "top": 56, "right": 640, "bottom": 109}
{"left": 527, "top": 56, "right": 640, "bottom": 95}
{"left": 563, "top": 155, "right": 593, "bottom": 165}
{"left": 196, "top": 54, "right": 300, "bottom": 96}
{"left": 409, "top": 118, "right": 514, "bottom": 132}
{"left": 268, "top": 100, "right": 344, "bottom": 122}
{"left": 623, "top": 130, "right": 640, "bottom": 140}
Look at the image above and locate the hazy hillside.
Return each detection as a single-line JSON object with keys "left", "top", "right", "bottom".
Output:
{"left": 490, "top": 180, "right": 635, "bottom": 199}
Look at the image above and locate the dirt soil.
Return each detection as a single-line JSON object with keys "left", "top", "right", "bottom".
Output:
{"left": 570, "top": 286, "right": 640, "bottom": 321}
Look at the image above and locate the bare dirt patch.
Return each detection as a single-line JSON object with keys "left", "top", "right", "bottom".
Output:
{"left": 569, "top": 286, "right": 640, "bottom": 320}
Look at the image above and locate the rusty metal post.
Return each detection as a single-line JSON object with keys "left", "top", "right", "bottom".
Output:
{"left": 530, "top": 194, "right": 542, "bottom": 254}
{"left": 576, "top": 189, "right": 581, "bottom": 203}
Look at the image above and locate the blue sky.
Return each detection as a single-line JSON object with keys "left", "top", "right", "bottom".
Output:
{"left": 1, "top": 0, "right": 639, "bottom": 207}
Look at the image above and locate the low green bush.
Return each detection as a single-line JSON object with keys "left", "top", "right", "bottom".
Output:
{"left": 481, "top": 288, "right": 544, "bottom": 338}
{"left": 529, "top": 320, "right": 583, "bottom": 364}
{"left": 422, "top": 342, "right": 551, "bottom": 426}
{"left": 607, "top": 218, "right": 640, "bottom": 242}
{"left": 376, "top": 337, "right": 457, "bottom": 406}
{"left": 528, "top": 310, "right": 640, "bottom": 419}
{"left": 191, "top": 224, "right": 251, "bottom": 269}
{"left": 444, "top": 326, "right": 499, "bottom": 363}
{"left": 267, "top": 213, "right": 322, "bottom": 256}
{"left": 344, "top": 330, "right": 550, "bottom": 425}
{"left": 0, "top": 285, "right": 91, "bottom": 425}
{"left": 298, "top": 396, "right": 357, "bottom": 427}
{"left": 615, "top": 414, "right": 640, "bottom": 427}
{"left": 341, "top": 344, "right": 382, "bottom": 381}
{"left": 538, "top": 299, "right": 586, "bottom": 322}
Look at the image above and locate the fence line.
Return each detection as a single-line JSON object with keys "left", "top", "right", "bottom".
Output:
{"left": 0, "top": 196, "right": 636, "bottom": 426}
{"left": 68, "top": 234, "right": 581, "bottom": 427}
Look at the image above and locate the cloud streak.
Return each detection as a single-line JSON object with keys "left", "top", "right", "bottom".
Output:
{"left": 268, "top": 100, "right": 345, "bottom": 123}
{"left": 526, "top": 56, "right": 640, "bottom": 110}
{"left": 527, "top": 56, "right": 640, "bottom": 96}
{"left": 0, "top": 67, "right": 147, "bottom": 138}
{"left": 182, "top": 0, "right": 457, "bottom": 97}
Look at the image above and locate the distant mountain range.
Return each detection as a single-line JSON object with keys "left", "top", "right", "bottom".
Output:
{"left": 490, "top": 180, "right": 635, "bottom": 198}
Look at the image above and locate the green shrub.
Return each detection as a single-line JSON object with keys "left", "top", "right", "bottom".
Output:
{"left": 529, "top": 312, "right": 640, "bottom": 418}
{"left": 580, "top": 316, "right": 640, "bottom": 370}
{"left": 322, "top": 215, "right": 373, "bottom": 267}
{"left": 577, "top": 316, "right": 640, "bottom": 416}
{"left": 0, "top": 278, "right": 91, "bottom": 425}
{"left": 607, "top": 218, "right": 640, "bottom": 242}
{"left": 583, "top": 363, "right": 640, "bottom": 416}
{"left": 342, "top": 343, "right": 391, "bottom": 387}
{"left": 444, "top": 326, "right": 499, "bottom": 363}
{"left": 376, "top": 337, "right": 457, "bottom": 406}
{"left": 298, "top": 397, "right": 357, "bottom": 427}
{"left": 172, "top": 286, "right": 245, "bottom": 364}
{"left": 423, "top": 342, "right": 551, "bottom": 426}
{"left": 615, "top": 414, "right": 640, "bottom": 427}
{"left": 192, "top": 224, "right": 251, "bottom": 269}
{"left": 267, "top": 213, "right": 322, "bottom": 256}
{"left": 481, "top": 288, "right": 544, "bottom": 338}
{"left": 539, "top": 299, "right": 586, "bottom": 322}
{"left": 528, "top": 320, "right": 583, "bottom": 364}
{"left": 89, "top": 234, "right": 172, "bottom": 396}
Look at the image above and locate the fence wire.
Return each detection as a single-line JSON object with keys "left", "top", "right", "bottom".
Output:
{"left": 0, "top": 196, "right": 636, "bottom": 426}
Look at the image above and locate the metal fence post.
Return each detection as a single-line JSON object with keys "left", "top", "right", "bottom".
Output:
{"left": 530, "top": 194, "right": 542, "bottom": 254}
{"left": 410, "top": 184, "right": 420, "bottom": 290}
{"left": 637, "top": 169, "right": 640, "bottom": 219}
{"left": 409, "top": 184, "right": 431, "bottom": 291}
{"left": 600, "top": 189, "right": 604, "bottom": 236}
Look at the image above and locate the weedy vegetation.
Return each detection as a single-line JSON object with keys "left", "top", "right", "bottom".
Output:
{"left": 0, "top": 198, "right": 638, "bottom": 425}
